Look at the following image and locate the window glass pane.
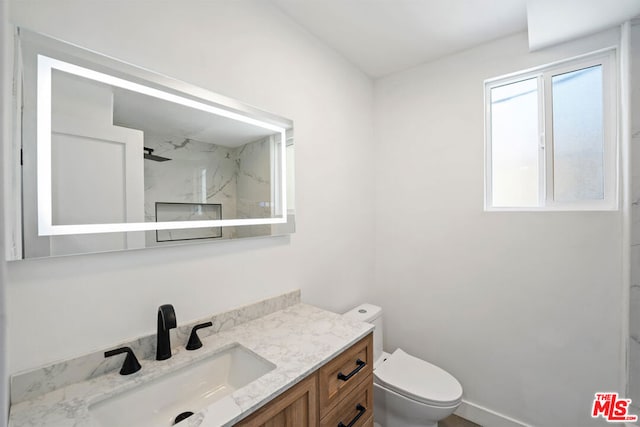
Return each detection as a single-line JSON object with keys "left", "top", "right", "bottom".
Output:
{"left": 552, "top": 65, "right": 604, "bottom": 201}
{"left": 490, "top": 78, "right": 540, "bottom": 207}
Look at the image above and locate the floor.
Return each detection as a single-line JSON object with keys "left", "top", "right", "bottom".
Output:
{"left": 438, "top": 414, "right": 482, "bottom": 427}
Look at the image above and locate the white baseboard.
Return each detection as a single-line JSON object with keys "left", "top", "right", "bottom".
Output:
{"left": 455, "top": 400, "right": 532, "bottom": 427}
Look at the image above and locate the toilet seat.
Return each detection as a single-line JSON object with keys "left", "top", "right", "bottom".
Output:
{"left": 373, "top": 348, "right": 462, "bottom": 407}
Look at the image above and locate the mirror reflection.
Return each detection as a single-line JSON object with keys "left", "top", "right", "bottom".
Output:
{"left": 11, "top": 29, "right": 295, "bottom": 260}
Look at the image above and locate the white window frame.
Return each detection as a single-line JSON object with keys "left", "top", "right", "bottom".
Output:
{"left": 484, "top": 48, "right": 618, "bottom": 211}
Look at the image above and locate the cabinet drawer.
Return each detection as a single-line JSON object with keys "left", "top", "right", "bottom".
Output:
{"left": 319, "top": 333, "right": 373, "bottom": 418}
{"left": 320, "top": 373, "right": 373, "bottom": 427}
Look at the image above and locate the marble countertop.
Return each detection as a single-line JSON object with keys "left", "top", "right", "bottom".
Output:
{"left": 8, "top": 303, "right": 373, "bottom": 427}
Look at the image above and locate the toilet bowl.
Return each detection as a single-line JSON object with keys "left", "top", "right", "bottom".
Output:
{"left": 343, "top": 304, "right": 463, "bottom": 427}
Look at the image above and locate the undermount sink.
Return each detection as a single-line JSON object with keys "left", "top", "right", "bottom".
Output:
{"left": 89, "top": 344, "right": 276, "bottom": 427}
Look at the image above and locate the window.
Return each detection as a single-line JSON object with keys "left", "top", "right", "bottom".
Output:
{"left": 485, "top": 50, "right": 617, "bottom": 210}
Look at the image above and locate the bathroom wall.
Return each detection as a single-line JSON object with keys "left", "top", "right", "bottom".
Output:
{"left": 6, "top": 0, "right": 375, "bottom": 374}
{"left": 373, "top": 29, "right": 623, "bottom": 426}
{"left": 1, "top": 0, "right": 10, "bottom": 424}
{"left": 629, "top": 19, "right": 640, "bottom": 415}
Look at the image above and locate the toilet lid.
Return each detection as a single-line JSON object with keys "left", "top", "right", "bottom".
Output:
{"left": 374, "top": 348, "right": 462, "bottom": 406}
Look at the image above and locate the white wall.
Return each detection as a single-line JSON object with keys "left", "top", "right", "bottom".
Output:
{"left": 6, "top": 0, "right": 375, "bottom": 374}
{"left": 1, "top": 1, "right": 10, "bottom": 424}
{"left": 373, "top": 29, "right": 623, "bottom": 426}
{"left": 628, "top": 19, "right": 640, "bottom": 413}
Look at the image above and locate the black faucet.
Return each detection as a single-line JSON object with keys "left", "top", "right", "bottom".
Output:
{"left": 156, "top": 304, "right": 177, "bottom": 360}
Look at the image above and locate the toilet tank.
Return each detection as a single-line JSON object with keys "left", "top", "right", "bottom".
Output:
{"left": 343, "top": 303, "right": 383, "bottom": 364}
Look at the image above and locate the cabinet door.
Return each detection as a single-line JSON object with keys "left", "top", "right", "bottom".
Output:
{"left": 234, "top": 373, "right": 318, "bottom": 427}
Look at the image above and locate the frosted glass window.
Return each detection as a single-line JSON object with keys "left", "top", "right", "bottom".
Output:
{"left": 552, "top": 65, "right": 604, "bottom": 201}
{"left": 490, "top": 78, "right": 540, "bottom": 207}
{"left": 485, "top": 50, "right": 615, "bottom": 211}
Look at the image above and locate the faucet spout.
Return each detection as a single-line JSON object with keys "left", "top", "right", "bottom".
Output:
{"left": 156, "top": 304, "right": 177, "bottom": 360}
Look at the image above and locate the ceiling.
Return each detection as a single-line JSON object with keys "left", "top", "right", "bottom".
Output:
{"left": 271, "top": 0, "right": 640, "bottom": 79}
{"left": 527, "top": 0, "right": 640, "bottom": 50}
{"left": 271, "top": 0, "right": 528, "bottom": 78}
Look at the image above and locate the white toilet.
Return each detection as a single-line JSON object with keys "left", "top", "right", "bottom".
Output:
{"left": 343, "top": 303, "right": 463, "bottom": 427}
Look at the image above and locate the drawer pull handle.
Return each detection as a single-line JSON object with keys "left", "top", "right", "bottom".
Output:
{"left": 337, "top": 359, "right": 366, "bottom": 381}
{"left": 337, "top": 404, "right": 366, "bottom": 427}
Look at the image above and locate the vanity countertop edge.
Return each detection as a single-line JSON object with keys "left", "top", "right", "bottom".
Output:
{"left": 8, "top": 303, "right": 374, "bottom": 427}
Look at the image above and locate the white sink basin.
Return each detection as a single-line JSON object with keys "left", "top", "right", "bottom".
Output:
{"left": 89, "top": 344, "right": 275, "bottom": 427}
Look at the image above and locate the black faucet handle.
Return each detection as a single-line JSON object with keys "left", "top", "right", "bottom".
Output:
{"left": 186, "top": 322, "right": 213, "bottom": 351}
{"left": 105, "top": 346, "right": 142, "bottom": 375}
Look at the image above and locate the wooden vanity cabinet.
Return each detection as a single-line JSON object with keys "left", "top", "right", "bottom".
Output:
{"left": 234, "top": 373, "right": 318, "bottom": 427}
{"left": 234, "top": 333, "right": 374, "bottom": 427}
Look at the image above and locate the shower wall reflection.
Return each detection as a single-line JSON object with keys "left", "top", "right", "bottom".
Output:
{"left": 143, "top": 133, "right": 273, "bottom": 245}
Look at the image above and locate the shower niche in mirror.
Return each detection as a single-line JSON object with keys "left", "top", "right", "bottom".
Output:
{"left": 8, "top": 29, "right": 295, "bottom": 260}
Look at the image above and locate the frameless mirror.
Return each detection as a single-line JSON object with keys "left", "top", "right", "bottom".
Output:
{"left": 8, "top": 29, "right": 295, "bottom": 260}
